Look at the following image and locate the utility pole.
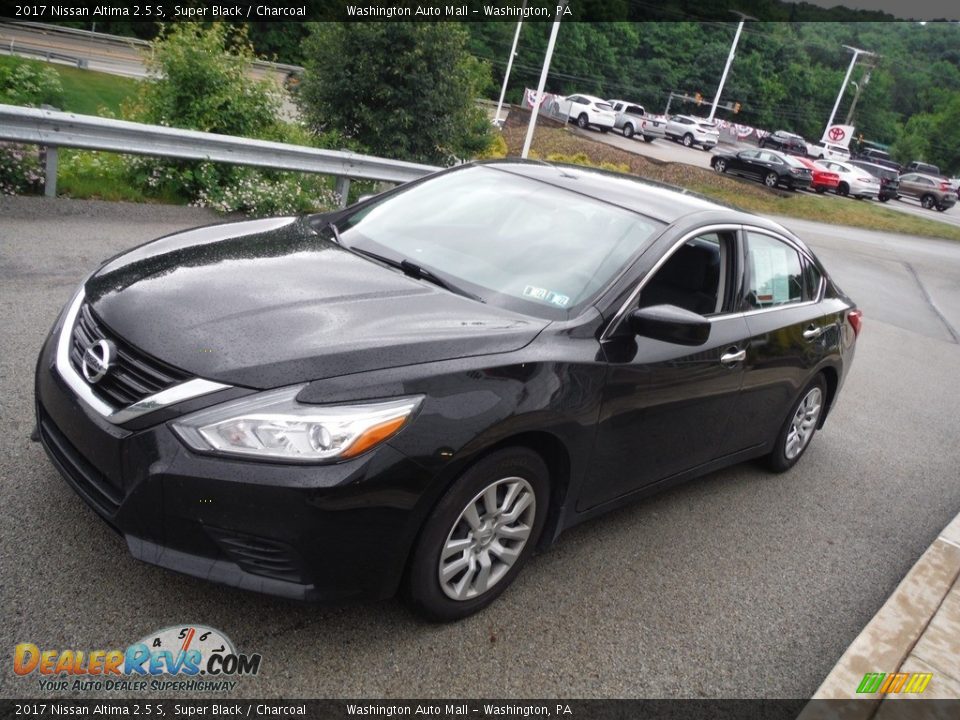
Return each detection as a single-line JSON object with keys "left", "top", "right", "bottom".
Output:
{"left": 824, "top": 45, "right": 875, "bottom": 135}
{"left": 708, "top": 11, "right": 754, "bottom": 122}
{"left": 521, "top": 1, "right": 567, "bottom": 159}
{"left": 493, "top": 2, "right": 526, "bottom": 127}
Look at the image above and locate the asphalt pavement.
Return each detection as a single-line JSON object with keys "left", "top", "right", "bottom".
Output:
{"left": 2, "top": 196, "right": 960, "bottom": 699}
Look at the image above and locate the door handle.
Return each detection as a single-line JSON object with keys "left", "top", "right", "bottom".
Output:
{"left": 720, "top": 348, "right": 746, "bottom": 365}
{"left": 803, "top": 325, "right": 823, "bottom": 340}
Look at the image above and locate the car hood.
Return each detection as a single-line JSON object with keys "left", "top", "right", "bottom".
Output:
{"left": 84, "top": 217, "right": 547, "bottom": 389}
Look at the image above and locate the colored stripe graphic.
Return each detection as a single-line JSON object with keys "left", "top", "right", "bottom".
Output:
{"left": 857, "top": 672, "right": 932, "bottom": 694}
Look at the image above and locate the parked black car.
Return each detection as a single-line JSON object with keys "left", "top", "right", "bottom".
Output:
{"left": 850, "top": 160, "right": 900, "bottom": 202}
{"left": 711, "top": 148, "right": 813, "bottom": 190}
{"left": 35, "top": 161, "right": 860, "bottom": 621}
{"left": 758, "top": 130, "right": 808, "bottom": 156}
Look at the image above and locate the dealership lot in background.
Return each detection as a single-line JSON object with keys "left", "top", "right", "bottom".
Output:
{"left": 2, "top": 196, "right": 959, "bottom": 697}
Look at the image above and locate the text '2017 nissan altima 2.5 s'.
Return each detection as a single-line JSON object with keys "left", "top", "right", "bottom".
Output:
{"left": 35, "top": 160, "right": 861, "bottom": 621}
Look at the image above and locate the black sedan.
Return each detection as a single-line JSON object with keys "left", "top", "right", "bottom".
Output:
{"left": 711, "top": 148, "right": 814, "bottom": 190}
{"left": 35, "top": 161, "right": 860, "bottom": 621}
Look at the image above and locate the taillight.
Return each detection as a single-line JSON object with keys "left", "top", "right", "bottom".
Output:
{"left": 848, "top": 309, "right": 863, "bottom": 338}
{"left": 940, "top": 182, "right": 950, "bottom": 192}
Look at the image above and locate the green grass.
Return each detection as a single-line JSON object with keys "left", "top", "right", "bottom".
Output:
{"left": 687, "top": 181, "right": 960, "bottom": 242}
{"left": 0, "top": 55, "right": 139, "bottom": 116}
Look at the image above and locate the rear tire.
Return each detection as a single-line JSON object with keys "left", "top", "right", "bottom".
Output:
{"left": 878, "top": 196, "right": 889, "bottom": 202}
{"left": 623, "top": 124, "right": 635, "bottom": 139}
{"left": 766, "top": 374, "right": 827, "bottom": 473}
{"left": 577, "top": 113, "right": 589, "bottom": 129}
{"left": 921, "top": 194, "right": 936, "bottom": 209}
{"left": 682, "top": 133, "right": 694, "bottom": 147}
{"left": 764, "top": 172, "right": 779, "bottom": 188}
{"left": 642, "top": 135, "right": 654, "bottom": 143}
{"left": 815, "top": 187, "right": 826, "bottom": 194}
{"left": 936, "top": 204, "right": 948, "bottom": 212}
{"left": 837, "top": 183, "right": 850, "bottom": 197}
{"left": 406, "top": 448, "right": 550, "bottom": 622}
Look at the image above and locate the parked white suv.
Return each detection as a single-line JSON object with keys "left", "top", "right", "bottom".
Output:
{"left": 808, "top": 142, "right": 851, "bottom": 161}
{"left": 664, "top": 115, "right": 720, "bottom": 150}
{"left": 814, "top": 159, "right": 880, "bottom": 199}
{"left": 552, "top": 94, "right": 616, "bottom": 132}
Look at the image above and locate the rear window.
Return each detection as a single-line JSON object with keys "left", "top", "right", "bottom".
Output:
{"left": 595, "top": 102, "right": 614, "bottom": 111}
{"left": 783, "top": 155, "right": 809, "bottom": 168}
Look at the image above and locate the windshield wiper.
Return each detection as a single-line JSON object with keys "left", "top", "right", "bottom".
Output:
{"left": 349, "top": 247, "right": 484, "bottom": 303}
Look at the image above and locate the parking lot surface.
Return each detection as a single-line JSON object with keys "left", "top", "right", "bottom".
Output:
{"left": 586, "top": 127, "right": 960, "bottom": 228}
{"left": 2, "top": 196, "right": 960, "bottom": 699}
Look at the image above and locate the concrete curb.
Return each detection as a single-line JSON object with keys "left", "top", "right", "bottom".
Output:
{"left": 799, "top": 511, "right": 960, "bottom": 718}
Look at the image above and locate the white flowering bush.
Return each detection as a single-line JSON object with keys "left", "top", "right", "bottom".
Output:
{"left": 0, "top": 143, "right": 44, "bottom": 195}
{"left": 190, "top": 164, "right": 339, "bottom": 216}
{"left": 0, "top": 62, "right": 64, "bottom": 107}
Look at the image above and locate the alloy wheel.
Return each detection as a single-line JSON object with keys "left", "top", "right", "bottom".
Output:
{"left": 784, "top": 387, "right": 823, "bottom": 460}
{"left": 714, "top": 159, "right": 727, "bottom": 173}
{"left": 438, "top": 476, "right": 536, "bottom": 601}
{"left": 682, "top": 134, "right": 693, "bottom": 147}
{"left": 765, "top": 172, "right": 778, "bottom": 188}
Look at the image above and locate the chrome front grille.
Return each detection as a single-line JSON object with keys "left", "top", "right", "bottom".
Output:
{"left": 69, "top": 302, "right": 189, "bottom": 407}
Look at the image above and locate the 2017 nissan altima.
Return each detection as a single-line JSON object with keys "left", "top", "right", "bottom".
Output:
{"left": 35, "top": 160, "right": 861, "bottom": 621}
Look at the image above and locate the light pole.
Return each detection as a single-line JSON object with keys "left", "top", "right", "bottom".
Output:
{"left": 824, "top": 45, "right": 874, "bottom": 136}
{"left": 493, "top": 3, "right": 526, "bottom": 127}
{"left": 521, "top": 2, "right": 567, "bottom": 159}
{"left": 708, "top": 12, "right": 754, "bottom": 122}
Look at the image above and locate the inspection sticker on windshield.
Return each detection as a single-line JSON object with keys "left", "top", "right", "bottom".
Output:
{"left": 523, "top": 285, "right": 570, "bottom": 307}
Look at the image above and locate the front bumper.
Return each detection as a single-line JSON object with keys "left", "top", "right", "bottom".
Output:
{"left": 35, "top": 327, "right": 432, "bottom": 603}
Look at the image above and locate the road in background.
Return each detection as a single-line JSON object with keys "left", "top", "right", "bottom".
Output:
{"left": 1, "top": 197, "right": 959, "bottom": 699}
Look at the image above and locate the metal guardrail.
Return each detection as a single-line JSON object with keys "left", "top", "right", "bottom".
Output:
{"left": 0, "top": 104, "right": 439, "bottom": 206}
{"left": 2, "top": 20, "right": 305, "bottom": 77}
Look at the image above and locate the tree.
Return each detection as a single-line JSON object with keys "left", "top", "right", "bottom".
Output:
{"left": 127, "top": 23, "right": 281, "bottom": 138}
{"left": 298, "top": 23, "right": 492, "bottom": 165}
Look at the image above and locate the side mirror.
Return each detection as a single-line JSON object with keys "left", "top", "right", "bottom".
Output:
{"left": 628, "top": 305, "right": 711, "bottom": 346}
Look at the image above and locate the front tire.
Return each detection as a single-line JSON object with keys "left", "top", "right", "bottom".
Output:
{"left": 406, "top": 448, "right": 550, "bottom": 622}
{"left": 815, "top": 187, "right": 826, "bottom": 194}
{"left": 713, "top": 158, "right": 727, "bottom": 173}
{"left": 766, "top": 375, "right": 827, "bottom": 473}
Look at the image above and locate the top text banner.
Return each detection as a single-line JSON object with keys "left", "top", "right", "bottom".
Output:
{"left": 5, "top": 0, "right": 959, "bottom": 22}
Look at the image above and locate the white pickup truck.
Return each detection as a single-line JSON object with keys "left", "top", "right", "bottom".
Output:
{"left": 605, "top": 99, "right": 646, "bottom": 139}
{"left": 637, "top": 114, "right": 669, "bottom": 143}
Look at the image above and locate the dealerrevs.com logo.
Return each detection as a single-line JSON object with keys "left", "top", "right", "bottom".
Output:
{"left": 14, "top": 625, "right": 262, "bottom": 693}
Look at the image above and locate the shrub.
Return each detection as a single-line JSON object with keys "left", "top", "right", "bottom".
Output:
{"left": 0, "top": 143, "right": 44, "bottom": 195}
{"left": 298, "top": 23, "right": 492, "bottom": 166}
{"left": 0, "top": 62, "right": 64, "bottom": 107}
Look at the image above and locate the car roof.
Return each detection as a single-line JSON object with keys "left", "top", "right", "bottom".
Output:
{"left": 475, "top": 159, "right": 785, "bottom": 228}
{"left": 575, "top": 94, "right": 607, "bottom": 103}
{"left": 906, "top": 173, "right": 945, "bottom": 181}
{"left": 607, "top": 98, "right": 642, "bottom": 106}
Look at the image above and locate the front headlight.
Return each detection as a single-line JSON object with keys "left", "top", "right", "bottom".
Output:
{"left": 171, "top": 386, "right": 423, "bottom": 463}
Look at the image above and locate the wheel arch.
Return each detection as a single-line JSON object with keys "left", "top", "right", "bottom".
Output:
{"left": 817, "top": 364, "right": 840, "bottom": 429}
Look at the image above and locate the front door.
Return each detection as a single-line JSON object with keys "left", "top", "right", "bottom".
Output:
{"left": 578, "top": 229, "right": 750, "bottom": 511}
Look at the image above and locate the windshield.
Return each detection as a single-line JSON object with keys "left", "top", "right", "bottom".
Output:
{"left": 336, "top": 166, "right": 663, "bottom": 319}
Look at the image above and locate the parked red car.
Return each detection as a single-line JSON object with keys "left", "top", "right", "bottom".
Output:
{"left": 796, "top": 157, "right": 839, "bottom": 194}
